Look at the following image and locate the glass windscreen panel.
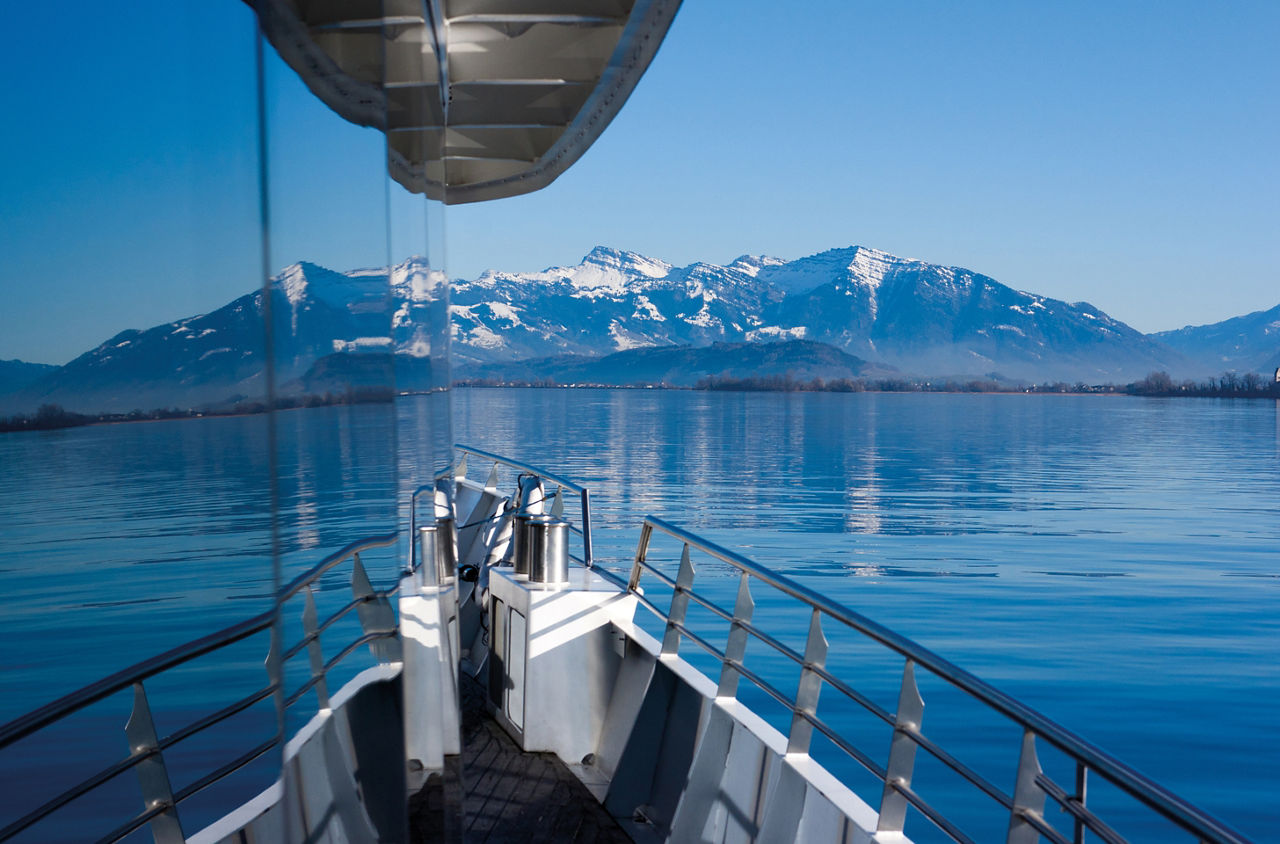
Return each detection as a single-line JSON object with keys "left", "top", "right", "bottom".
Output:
{"left": 0, "top": 3, "right": 277, "bottom": 840}
{"left": 0, "top": 3, "right": 457, "bottom": 842}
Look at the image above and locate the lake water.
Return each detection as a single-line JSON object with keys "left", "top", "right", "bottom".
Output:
{"left": 1, "top": 389, "right": 1276, "bottom": 841}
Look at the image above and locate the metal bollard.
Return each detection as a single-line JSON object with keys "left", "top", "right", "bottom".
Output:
{"left": 506, "top": 474, "right": 547, "bottom": 571}
{"left": 435, "top": 516, "right": 457, "bottom": 583}
{"left": 417, "top": 517, "right": 458, "bottom": 587}
{"left": 524, "top": 515, "right": 569, "bottom": 584}
{"left": 511, "top": 512, "right": 534, "bottom": 575}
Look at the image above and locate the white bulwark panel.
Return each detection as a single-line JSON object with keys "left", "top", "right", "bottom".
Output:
{"left": 487, "top": 564, "right": 892, "bottom": 843}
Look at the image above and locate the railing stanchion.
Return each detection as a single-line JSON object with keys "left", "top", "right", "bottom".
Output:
{"left": 1008, "top": 730, "right": 1049, "bottom": 844}
{"left": 878, "top": 658, "right": 925, "bottom": 833}
{"left": 126, "top": 682, "right": 184, "bottom": 844}
{"left": 1074, "top": 763, "right": 1088, "bottom": 844}
{"left": 302, "top": 587, "right": 330, "bottom": 710}
{"left": 787, "top": 609, "right": 828, "bottom": 755}
{"left": 718, "top": 573, "right": 755, "bottom": 698}
{"left": 662, "top": 544, "right": 696, "bottom": 656}
{"left": 580, "top": 488, "right": 594, "bottom": 567}
{"left": 628, "top": 522, "right": 654, "bottom": 591}
{"left": 352, "top": 552, "right": 400, "bottom": 663}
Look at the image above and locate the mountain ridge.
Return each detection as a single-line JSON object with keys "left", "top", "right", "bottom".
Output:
{"left": 450, "top": 244, "right": 1191, "bottom": 382}
{"left": 3, "top": 245, "right": 1276, "bottom": 414}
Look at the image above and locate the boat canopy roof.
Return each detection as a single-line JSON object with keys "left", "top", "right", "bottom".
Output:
{"left": 256, "top": 0, "right": 680, "bottom": 204}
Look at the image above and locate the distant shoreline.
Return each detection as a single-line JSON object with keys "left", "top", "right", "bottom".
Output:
{"left": 6, "top": 373, "right": 1277, "bottom": 435}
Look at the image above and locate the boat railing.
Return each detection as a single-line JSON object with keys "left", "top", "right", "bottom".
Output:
{"left": 614, "top": 515, "right": 1250, "bottom": 844}
{"left": 426, "top": 444, "right": 595, "bottom": 568}
{"left": 0, "top": 533, "right": 401, "bottom": 844}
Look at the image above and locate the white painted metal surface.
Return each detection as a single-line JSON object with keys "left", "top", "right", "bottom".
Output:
{"left": 487, "top": 566, "right": 637, "bottom": 763}
{"left": 401, "top": 577, "right": 462, "bottom": 774}
{"left": 188, "top": 664, "right": 402, "bottom": 844}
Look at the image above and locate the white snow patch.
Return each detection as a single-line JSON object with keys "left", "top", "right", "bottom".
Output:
{"left": 747, "top": 326, "right": 807, "bottom": 341}
{"left": 199, "top": 347, "right": 232, "bottom": 361}
{"left": 332, "top": 337, "right": 392, "bottom": 353}
{"left": 609, "top": 321, "right": 647, "bottom": 351}
{"left": 390, "top": 258, "right": 445, "bottom": 302}
{"left": 685, "top": 304, "right": 719, "bottom": 328}
{"left": 277, "top": 263, "right": 309, "bottom": 307}
{"left": 632, "top": 295, "right": 665, "bottom": 321}
{"left": 467, "top": 324, "right": 507, "bottom": 350}
{"left": 486, "top": 302, "right": 523, "bottom": 324}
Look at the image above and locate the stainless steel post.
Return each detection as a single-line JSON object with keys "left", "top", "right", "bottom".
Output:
{"left": 509, "top": 475, "right": 546, "bottom": 572}
{"left": 417, "top": 525, "right": 439, "bottom": 587}
{"left": 419, "top": 520, "right": 457, "bottom": 587}
{"left": 512, "top": 513, "right": 534, "bottom": 575}
{"left": 526, "top": 515, "right": 569, "bottom": 584}
{"left": 435, "top": 515, "right": 457, "bottom": 583}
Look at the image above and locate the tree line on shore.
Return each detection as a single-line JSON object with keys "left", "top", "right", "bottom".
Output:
{"left": 695, "top": 370, "right": 1280, "bottom": 397}
{"left": 0, "top": 387, "right": 395, "bottom": 434}
{"left": 4, "top": 370, "right": 1276, "bottom": 434}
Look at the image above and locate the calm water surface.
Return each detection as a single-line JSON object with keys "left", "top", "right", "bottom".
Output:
{"left": 0, "top": 389, "right": 1276, "bottom": 841}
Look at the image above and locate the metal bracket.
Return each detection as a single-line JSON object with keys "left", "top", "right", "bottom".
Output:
{"left": 877, "top": 658, "right": 925, "bottom": 833}
{"left": 125, "top": 683, "right": 184, "bottom": 844}
{"left": 303, "top": 587, "right": 330, "bottom": 710}
{"left": 352, "top": 553, "right": 401, "bottom": 663}
{"left": 1007, "top": 729, "right": 1048, "bottom": 844}
{"left": 787, "top": 609, "right": 828, "bottom": 755}
{"left": 717, "top": 572, "right": 754, "bottom": 698}
{"left": 662, "top": 544, "right": 695, "bottom": 656}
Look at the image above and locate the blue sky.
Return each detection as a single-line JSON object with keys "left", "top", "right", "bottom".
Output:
{"left": 1, "top": 1, "right": 1276, "bottom": 364}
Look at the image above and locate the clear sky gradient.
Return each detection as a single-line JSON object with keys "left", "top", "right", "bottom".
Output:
{"left": 2, "top": 1, "right": 1276, "bottom": 364}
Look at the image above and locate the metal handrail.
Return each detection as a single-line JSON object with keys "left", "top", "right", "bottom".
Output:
{"left": 452, "top": 444, "right": 587, "bottom": 494}
{"left": 628, "top": 515, "right": 1253, "bottom": 844}
{"left": 442, "top": 443, "right": 595, "bottom": 567}
{"left": 0, "top": 532, "right": 403, "bottom": 844}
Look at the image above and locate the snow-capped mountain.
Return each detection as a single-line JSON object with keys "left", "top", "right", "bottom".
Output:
{"left": 450, "top": 245, "right": 1187, "bottom": 381}
{"left": 6, "top": 244, "right": 1237, "bottom": 414}
{"left": 6, "top": 259, "right": 440, "bottom": 413}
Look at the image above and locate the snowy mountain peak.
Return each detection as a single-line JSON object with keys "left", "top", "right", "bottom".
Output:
{"left": 581, "top": 246, "right": 672, "bottom": 278}
{"left": 389, "top": 256, "right": 445, "bottom": 302}
{"left": 845, "top": 246, "right": 908, "bottom": 292}
{"left": 274, "top": 263, "right": 311, "bottom": 307}
{"left": 586, "top": 245, "right": 670, "bottom": 275}
{"left": 727, "top": 254, "right": 787, "bottom": 277}
{"left": 271, "top": 260, "right": 390, "bottom": 311}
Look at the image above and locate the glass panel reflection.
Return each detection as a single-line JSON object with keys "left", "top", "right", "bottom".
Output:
{"left": 0, "top": 3, "right": 274, "bottom": 840}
